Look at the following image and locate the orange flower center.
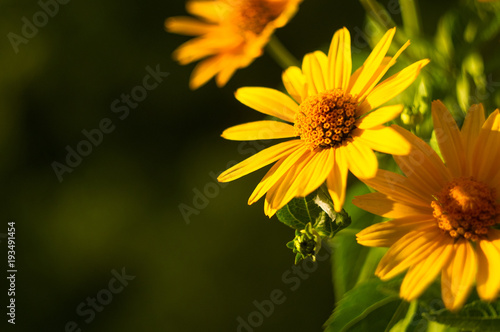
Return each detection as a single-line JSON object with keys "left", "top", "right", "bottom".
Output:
{"left": 228, "top": 0, "right": 282, "bottom": 34}
{"left": 294, "top": 89, "right": 358, "bottom": 150}
{"left": 431, "top": 177, "right": 500, "bottom": 241}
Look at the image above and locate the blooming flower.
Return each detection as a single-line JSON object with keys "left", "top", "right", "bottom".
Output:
{"left": 165, "top": 0, "right": 302, "bottom": 89}
{"left": 217, "top": 27, "right": 429, "bottom": 217}
{"left": 355, "top": 101, "right": 500, "bottom": 311}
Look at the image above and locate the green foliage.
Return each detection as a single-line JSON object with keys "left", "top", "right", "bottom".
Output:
{"left": 277, "top": 189, "right": 351, "bottom": 263}
{"left": 276, "top": 191, "right": 351, "bottom": 236}
{"left": 329, "top": 179, "right": 382, "bottom": 301}
{"left": 424, "top": 300, "right": 500, "bottom": 331}
{"left": 323, "top": 278, "right": 404, "bottom": 332}
{"left": 276, "top": 193, "right": 325, "bottom": 231}
{"left": 286, "top": 223, "right": 322, "bottom": 264}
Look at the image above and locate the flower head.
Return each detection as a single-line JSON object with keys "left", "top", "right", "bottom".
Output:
{"left": 165, "top": 0, "right": 302, "bottom": 89}
{"left": 218, "top": 27, "right": 429, "bottom": 217}
{"left": 286, "top": 223, "right": 322, "bottom": 264}
{"left": 355, "top": 100, "right": 500, "bottom": 311}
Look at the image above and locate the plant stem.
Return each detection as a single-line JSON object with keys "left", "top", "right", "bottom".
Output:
{"left": 400, "top": 0, "right": 422, "bottom": 38}
{"left": 266, "top": 35, "right": 300, "bottom": 70}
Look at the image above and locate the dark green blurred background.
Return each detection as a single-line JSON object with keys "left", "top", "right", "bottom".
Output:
{"left": 0, "top": 0, "right": 448, "bottom": 331}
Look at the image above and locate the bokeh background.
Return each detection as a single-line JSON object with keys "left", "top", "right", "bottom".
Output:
{"left": 0, "top": 0, "right": 468, "bottom": 331}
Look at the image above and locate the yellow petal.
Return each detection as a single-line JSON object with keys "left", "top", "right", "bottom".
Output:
{"left": 353, "top": 192, "right": 433, "bottom": 219}
{"left": 216, "top": 60, "right": 239, "bottom": 87}
{"left": 360, "top": 169, "right": 432, "bottom": 208}
{"left": 357, "top": 216, "right": 436, "bottom": 247}
{"left": 461, "top": 103, "right": 486, "bottom": 140}
{"left": 344, "top": 140, "right": 378, "bottom": 179}
{"left": 173, "top": 31, "right": 240, "bottom": 64}
{"left": 356, "top": 41, "right": 411, "bottom": 103}
{"left": 263, "top": 151, "right": 315, "bottom": 215}
{"left": 186, "top": 1, "right": 225, "bottom": 22}
{"left": 461, "top": 104, "right": 485, "bottom": 164}
{"left": 392, "top": 126, "right": 452, "bottom": 194}
{"left": 266, "top": 148, "right": 334, "bottom": 214}
{"left": 399, "top": 235, "right": 454, "bottom": 301}
{"left": 349, "top": 28, "right": 396, "bottom": 97}
{"left": 165, "top": 17, "right": 215, "bottom": 36}
{"left": 356, "top": 105, "right": 404, "bottom": 129}
{"left": 221, "top": 121, "right": 296, "bottom": 141}
{"left": 441, "top": 241, "right": 477, "bottom": 312}
{"left": 189, "top": 55, "right": 226, "bottom": 89}
{"left": 327, "top": 27, "right": 351, "bottom": 90}
{"left": 431, "top": 100, "right": 466, "bottom": 178}
{"left": 295, "top": 148, "right": 335, "bottom": 197}
{"left": 173, "top": 41, "right": 217, "bottom": 65}
{"left": 282, "top": 66, "right": 307, "bottom": 104}
{"left": 472, "top": 110, "right": 500, "bottom": 182}
{"left": 347, "top": 56, "right": 390, "bottom": 94}
{"left": 353, "top": 125, "right": 411, "bottom": 156}
{"left": 476, "top": 230, "right": 500, "bottom": 301}
{"left": 247, "top": 143, "right": 309, "bottom": 204}
{"left": 264, "top": 195, "right": 273, "bottom": 216}
{"left": 303, "top": 51, "right": 328, "bottom": 95}
{"left": 327, "top": 148, "right": 348, "bottom": 212}
{"left": 358, "top": 59, "right": 430, "bottom": 115}
{"left": 218, "top": 140, "right": 302, "bottom": 183}
{"left": 376, "top": 228, "right": 443, "bottom": 280}
{"left": 235, "top": 87, "right": 298, "bottom": 122}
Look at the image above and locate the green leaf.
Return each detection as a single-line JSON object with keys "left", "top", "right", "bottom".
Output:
{"left": 330, "top": 179, "right": 379, "bottom": 301}
{"left": 424, "top": 299, "right": 500, "bottom": 332}
{"left": 278, "top": 190, "right": 352, "bottom": 263}
{"left": 276, "top": 193, "right": 324, "bottom": 231}
{"left": 324, "top": 278, "right": 403, "bottom": 332}
{"left": 276, "top": 191, "right": 351, "bottom": 238}
{"left": 388, "top": 301, "right": 417, "bottom": 332}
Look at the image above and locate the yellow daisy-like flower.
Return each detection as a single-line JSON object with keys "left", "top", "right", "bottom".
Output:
{"left": 217, "top": 27, "right": 429, "bottom": 217}
{"left": 355, "top": 101, "right": 500, "bottom": 311}
{"left": 165, "top": 0, "right": 302, "bottom": 89}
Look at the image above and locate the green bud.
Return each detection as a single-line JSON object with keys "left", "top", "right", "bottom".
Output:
{"left": 286, "top": 223, "right": 322, "bottom": 264}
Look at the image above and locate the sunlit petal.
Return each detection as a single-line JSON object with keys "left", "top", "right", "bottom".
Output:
{"left": 327, "top": 27, "right": 351, "bottom": 90}
{"left": 222, "top": 121, "right": 296, "bottom": 141}
{"left": 235, "top": 87, "right": 298, "bottom": 122}
{"left": 441, "top": 241, "right": 477, "bottom": 312}
{"left": 218, "top": 140, "right": 302, "bottom": 183}
{"left": 431, "top": 100, "right": 466, "bottom": 178}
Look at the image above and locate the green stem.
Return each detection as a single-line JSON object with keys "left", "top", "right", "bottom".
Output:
{"left": 399, "top": 0, "right": 422, "bottom": 38}
{"left": 266, "top": 34, "right": 300, "bottom": 70}
{"left": 359, "top": 0, "right": 396, "bottom": 31}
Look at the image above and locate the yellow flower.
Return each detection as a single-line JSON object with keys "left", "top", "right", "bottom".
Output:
{"left": 218, "top": 27, "right": 429, "bottom": 217}
{"left": 355, "top": 101, "right": 500, "bottom": 311}
{"left": 165, "top": 0, "right": 302, "bottom": 89}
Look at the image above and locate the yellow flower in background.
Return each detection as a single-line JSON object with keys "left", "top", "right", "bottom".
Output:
{"left": 355, "top": 101, "right": 500, "bottom": 311}
{"left": 165, "top": 0, "right": 302, "bottom": 89}
{"left": 218, "top": 27, "right": 429, "bottom": 217}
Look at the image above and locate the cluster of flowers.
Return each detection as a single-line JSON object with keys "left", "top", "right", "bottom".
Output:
{"left": 167, "top": 0, "right": 500, "bottom": 313}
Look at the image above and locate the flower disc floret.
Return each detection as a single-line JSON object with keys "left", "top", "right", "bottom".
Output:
{"left": 431, "top": 177, "right": 500, "bottom": 241}
{"left": 294, "top": 89, "right": 357, "bottom": 150}
{"left": 229, "top": 0, "right": 281, "bottom": 34}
